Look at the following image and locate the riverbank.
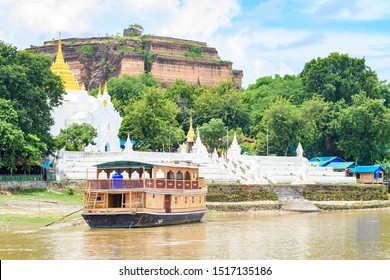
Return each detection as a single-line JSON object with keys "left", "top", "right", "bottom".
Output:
{"left": 1, "top": 183, "right": 389, "bottom": 228}
{"left": 207, "top": 200, "right": 390, "bottom": 212}
{"left": 2, "top": 198, "right": 390, "bottom": 231}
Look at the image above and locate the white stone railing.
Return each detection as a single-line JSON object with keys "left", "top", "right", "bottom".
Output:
{"left": 61, "top": 150, "right": 211, "bottom": 163}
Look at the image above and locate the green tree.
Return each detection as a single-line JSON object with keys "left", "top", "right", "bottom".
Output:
{"left": 166, "top": 79, "right": 197, "bottom": 129}
{"left": 335, "top": 94, "right": 390, "bottom": 164}
{"left": 0, "top": 41, "right": 65, "bottom": 157}
{"left": 299, "top": 96, "right": 330, "bottom": 157}
{"left": 256, "top": 98, "right": 315, "bottom": 156}
{"left": 107, "top": 73, "right": 160, "bottom": 116}
{"left": 245, "top": 75, "right": 307, "bottom": 136}
{"left": 300, "top": 52, "right": 389, "bottom": 104}
{"left": 0, "top": 98, "right": 25, "bottom": 172}
{"left": 193, "top": 81, "right": 249, "bottom": 133}
{"left": 54, "top": 123, "right": 98, "bottom": 151}
{"left": 119, "top": 87, "right": 185, "bottom": 150}
{"left": 127, "top": 23, "right": 144, "bottom": 36}
{"left": 0, "top": 98, "right": 47, "bottom": 172}
{"left": 198, "top": 118, "right": 226, "bottom": 152}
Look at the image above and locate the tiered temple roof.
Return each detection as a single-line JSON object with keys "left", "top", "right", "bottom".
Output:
{"left": 50, "top": 40, "right": 81, "bottom": 90}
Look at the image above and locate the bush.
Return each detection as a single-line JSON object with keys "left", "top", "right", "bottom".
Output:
{"left": 303, "top": 186, "right": 388, "bottom": 201}
{"left": 76, "top": 45, "right": 94, "bottom": 58}
{"left": 207, "top": 184, "right": 278, "bottom": 202}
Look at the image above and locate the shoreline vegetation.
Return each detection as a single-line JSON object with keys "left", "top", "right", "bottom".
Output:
{"left": 0, "top": 182, "right": 389, "bottom": 228}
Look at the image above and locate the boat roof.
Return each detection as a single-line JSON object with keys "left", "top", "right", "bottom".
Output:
{"left": 95, "top": 160, "right": 198, "bottom": 170}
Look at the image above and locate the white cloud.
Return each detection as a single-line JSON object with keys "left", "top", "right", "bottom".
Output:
{"left": 6, "top": 0, "right": 102, "bottom": 34}
{"left": 160, "top": 0, "right": 240, "bottom": 41}
{"left": 213, "top": 25, "right": 390, "bottom": 86}
{"left": 307, "top": 0, "right": 390, "bottom": 21}
{"left": 278, "top": 62, "right": 295, "bottom": 76}
{"left": 1, "top": 0, "right": 390, "bottom": 86}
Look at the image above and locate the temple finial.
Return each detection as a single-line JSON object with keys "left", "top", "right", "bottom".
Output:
{"left": 103, "top": 82, "right": 108, "bottom": 94}
{"left": 50, "top": 39, "right": 81, "bottom": 90}
{"left": 186, "top": 114, "right": 195, "bottom": 142}
{"left": 98, "top": 85, "right": 102, "bottom": 96}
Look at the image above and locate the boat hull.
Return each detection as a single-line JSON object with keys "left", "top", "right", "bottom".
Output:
{"left": 82, "top": 210, "right": 207, "bottom": 228}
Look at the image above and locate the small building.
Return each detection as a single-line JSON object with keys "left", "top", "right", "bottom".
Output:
{"left": 326, "top": 162, "right": 355, "bottom": 172}
{"left": 349, "top": 165, "right": 385, "bottom": 184}
{"left": 309, "top": 156, "right": 345, "bottom": 167}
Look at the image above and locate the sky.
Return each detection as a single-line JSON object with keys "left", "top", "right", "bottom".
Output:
{"left": 1, "top": 0, "right": 390, "bottom": 87}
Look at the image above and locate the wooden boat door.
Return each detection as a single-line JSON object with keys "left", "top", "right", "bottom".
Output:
{"left": 164, "top": 195, "right": 171, "bottom": 213}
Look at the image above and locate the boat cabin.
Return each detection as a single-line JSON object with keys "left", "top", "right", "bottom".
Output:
{"left": 83, "top": 160, "right": 207, "bottom": 215}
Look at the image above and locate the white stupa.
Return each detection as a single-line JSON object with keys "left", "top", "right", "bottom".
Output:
{"left": 192, "top": 130, "right": 208, "bottom": 155}
{"left": 227, "top": 132, "right": 241, "bottom": 159}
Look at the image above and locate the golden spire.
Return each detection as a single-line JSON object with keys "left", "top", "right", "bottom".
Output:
{"left": 98, "top": 84, "right": 102, "bottom": 96}
{"left": 103, "top": 82, "right": 108, "bottom": 94}
{"left": 186, "top": 115, "right": 195, "bottom": 142}
{"left": 50, "top": 40, "right": 80, "bottom": 90}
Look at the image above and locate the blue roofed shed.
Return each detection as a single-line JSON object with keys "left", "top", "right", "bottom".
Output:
{"left": 309, "top": 156, "right": 345, "bottom": 167}
{"left": 327, "top": 162, "right": 355, "bottom": 172}
{"left": 349, "top": 165, "right": 385, "bottom": 184}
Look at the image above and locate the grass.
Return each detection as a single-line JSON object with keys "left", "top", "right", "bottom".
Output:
{"left": 0, "top": 188, "right": 83, "bottom": 204}
{"left": 0, "top": 214, "right": 59, "bottom": 225}
{"left": 0, "top": 188, "right": 83, "bottom": 226}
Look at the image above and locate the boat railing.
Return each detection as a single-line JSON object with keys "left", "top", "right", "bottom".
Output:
{"left": 83, "top": 199, "right": 144, "bottom": 213}
{"left": 86, "top": 178, "right": 204, "bottom": 190}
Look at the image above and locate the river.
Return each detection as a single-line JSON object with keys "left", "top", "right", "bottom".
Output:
{"left": 1, "top": 209, "right": 390, "bottom": 260}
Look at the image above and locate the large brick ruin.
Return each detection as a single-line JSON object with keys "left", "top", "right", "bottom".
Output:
{"left": 28, "top": 32, "right": 243, "bottom": 90}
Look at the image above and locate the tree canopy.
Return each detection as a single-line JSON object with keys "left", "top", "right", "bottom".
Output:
{"left": 54, "top": 123, "right": 98, "bottom": 151}
{"left": 0, "top": 41, "right": 65, "bottom": 172}
{"left": 101, "top": 52, "right": 390, "bottom": 164}
{"left": 300, "top": 52, "right": 389, "bottom": 104}
{"left": 106, "top": 73, "right": 160, "bottom": 116}
{"left": 119, "top": 87, "right": 185, "bottom": 151}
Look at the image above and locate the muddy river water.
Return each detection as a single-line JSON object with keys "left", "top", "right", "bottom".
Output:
{"left": 1, "top": 210, "right": 390, "bottom": 260}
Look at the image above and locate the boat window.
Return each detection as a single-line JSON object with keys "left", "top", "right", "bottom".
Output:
{"left": 185, "top": 197, "right": 188, "bottom": 204}
{"left": 131, "top": 171, "right": 140, "bottom": 179}
{"left": 199, "top": 196, "right": 202, "bottom": 203}
{"left": 191, "top": 196, "right": 194, "bottom": 204}
{"left": 185, "top": 171, "right": 191, "bottom": 180}
{"left": 98, "top": 170, "right": 108, "bottom": 179}
{"left": 155, "top": 169, "right": 164, "bottom": 179}
{"left": 174, "top": 197, "right": 178, "bottom": 204}
{"left": 167, "top": 170, "right": 174, "bottom": 180}
{"left": 176, "top": 171, "right": 183, "bottom": 180}
{"left": 122, "top": 170, "right": 129, "bottom": 179}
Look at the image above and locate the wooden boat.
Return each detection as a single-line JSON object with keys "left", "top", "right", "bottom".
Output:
{"left": 82, "top": 160, "right": 207, "bottom": 228}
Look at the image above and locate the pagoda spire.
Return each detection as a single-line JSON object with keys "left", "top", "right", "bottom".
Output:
{"left": 186, "top": 114, "right": 195, "bottom": 143}
{"left": 185, "top": 113, "right": 195, "bottom": 153}
{"left": 103, "top": 82, "right": 108, "bottom": 94}
{"left": 98, "top": 84, "right": 102, "bottom": 96}
{"left": 50, "top": 40, "right": 80, "bottom": 90}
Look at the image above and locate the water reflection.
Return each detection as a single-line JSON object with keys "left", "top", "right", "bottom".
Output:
{"left": 1, "top": 210, "right": 390, "bottom": 260}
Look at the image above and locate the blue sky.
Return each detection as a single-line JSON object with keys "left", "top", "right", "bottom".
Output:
{"left": 1, "top": 0, "right": 390, "bottom": 87}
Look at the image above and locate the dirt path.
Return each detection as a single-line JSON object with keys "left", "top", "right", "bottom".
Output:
{"left": 0, "top": 198, "right": 82, "bottom": 216}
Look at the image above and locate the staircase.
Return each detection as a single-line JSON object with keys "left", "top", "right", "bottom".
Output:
{"left": 273, "top": 186, "right": 320, "bottom": 212}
